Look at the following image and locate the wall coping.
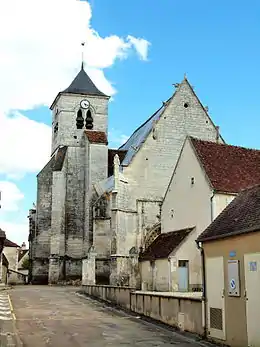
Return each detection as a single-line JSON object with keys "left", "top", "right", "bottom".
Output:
{"left": 82, "top": 285, "right": 136, "bottom": 290}
{"left": 132, "top": 291, "right": 202, "bottom": 301}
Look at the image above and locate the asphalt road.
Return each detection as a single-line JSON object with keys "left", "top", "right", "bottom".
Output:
{"left": 6, "top": 286, "right": 214, "bottom": 347}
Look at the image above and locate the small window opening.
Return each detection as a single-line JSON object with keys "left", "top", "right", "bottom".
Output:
{"left": 85, "top": 110, "right": 93, "bottom": 129}
{"left": 74, "top": 136, "right": 77, "bottom": 139}
{"left": 184, "top": 102, "right": 189, "bottom": 108}
{"left": 76, "top": 109, "right": 84, "bottom": 129}
{"left": 191, "top": 177, "right": 195, "bottom": 185}
{"left": 54, "top": 122, "right": 58, "bottom": 134}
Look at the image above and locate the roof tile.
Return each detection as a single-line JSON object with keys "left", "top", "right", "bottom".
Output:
{"left": 191, "top": 137, "right": 260, "bottom": 193}
{"left": 62, "top": 66, "right": 107, "bottom": 97}
{"left": 139, "top": 228, "right": 193, "bottom": 261}
{"left": 4, "top": 239, "right": 19, "bottom": 248}
{"left": 85, "top": 131, "right": 108, "bottom": 145}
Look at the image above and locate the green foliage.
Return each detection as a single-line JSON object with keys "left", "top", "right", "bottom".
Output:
{"left": 22, "top": 257, "right": 29, "bottom": 270}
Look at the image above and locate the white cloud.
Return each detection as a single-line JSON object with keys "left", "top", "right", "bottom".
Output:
{"left": 0, "top": 0, "right": 151, "bottom": 112}
{"left": 0, "top": 112, "right": 52, "bottom": 178}
{"left": 127, "top": 35, "right": 151, "bottom": 61}
{"left": 0, "top": 181, "right": 24, "bottom": 212}
{"left": 108, "top": 129, "right": 129, "bottom": 148}
{"left": 0, "top": 220, "right": 28, "bottom": 248}
{"left": 0, "top": 0, "right": 150, "bottom": 178}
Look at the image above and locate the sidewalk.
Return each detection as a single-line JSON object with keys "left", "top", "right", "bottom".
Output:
{"left": 0, "top": 290, "right": 22, "bottom": 347}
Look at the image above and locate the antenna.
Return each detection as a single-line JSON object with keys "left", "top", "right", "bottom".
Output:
{"left": 81, "top": 42, "right": 85, "bottom": 69}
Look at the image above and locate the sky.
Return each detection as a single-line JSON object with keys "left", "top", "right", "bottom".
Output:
{"left": 1, "top": 0, "right": 260, "bottom": 246}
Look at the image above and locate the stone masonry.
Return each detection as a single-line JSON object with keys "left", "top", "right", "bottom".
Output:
{"left": 31, "top": 66, "right": 223, "bottom": 286}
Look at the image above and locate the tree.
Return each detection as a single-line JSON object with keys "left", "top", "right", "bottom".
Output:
{"left": 22, "top": 257, "right": 29, "bottom": 270}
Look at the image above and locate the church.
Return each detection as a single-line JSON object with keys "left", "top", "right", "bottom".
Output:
{"left": 29, "top": 64, "right": 223, "bottom": 285}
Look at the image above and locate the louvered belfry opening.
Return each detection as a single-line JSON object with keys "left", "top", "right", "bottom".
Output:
{"left": 76, "top": 109, "right": 84, "bottom": 129}
{"left": 85, "top": 109, "right": 93, "bottom": 129}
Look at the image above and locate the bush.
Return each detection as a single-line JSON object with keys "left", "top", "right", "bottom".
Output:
{"left": 22, "top": 257, "right": 29, "bottom": 270}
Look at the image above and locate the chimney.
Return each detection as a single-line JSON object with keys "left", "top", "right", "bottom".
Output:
{"left": 216, "top": 126, "right": 220, "bottom": 143}
{"left": 21, "top": 242, "right": 27, "bottom": 250}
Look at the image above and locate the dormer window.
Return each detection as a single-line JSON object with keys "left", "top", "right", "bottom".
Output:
{"left": 85, "top": 110, "right": 93, "bottom": 130}
{"left": 76, "top": 109, "right": 84, "bottom": 129}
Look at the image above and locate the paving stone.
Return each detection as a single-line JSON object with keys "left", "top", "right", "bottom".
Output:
{"left": 7, "top": 286, "right": 216, "bottom": 347}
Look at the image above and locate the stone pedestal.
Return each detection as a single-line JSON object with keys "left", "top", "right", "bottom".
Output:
{"left": 110, "top": 255, "right": 130, "bottom": 286}
{"left": 82, "top": 248, "right": 96, "bottom": 285}
{"left": 48, "top": 255, "right": 60, "bottom": 284}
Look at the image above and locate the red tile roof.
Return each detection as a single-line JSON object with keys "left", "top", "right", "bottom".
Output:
{"left": 190, "top": 137, "right": 260, "bottom": 194}
{"left": 198, "top": 184, "right": 260, "bottom": 242}
{"left": 85, "top": 131, "right": 108, "bottom": 145}
{"left": 4, "top": 239, "right": 19, "bottom": 248}
{"left": 139, "top": 228, "right": 193, "bottom": 261}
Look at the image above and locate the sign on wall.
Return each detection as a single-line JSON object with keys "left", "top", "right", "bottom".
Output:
{"left": 227, "top": 260, "right": 240, "bottom": 297}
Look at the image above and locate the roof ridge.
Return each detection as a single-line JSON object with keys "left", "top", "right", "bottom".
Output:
{"left": 190, "top": 136, "right": 260, "bottom": 152}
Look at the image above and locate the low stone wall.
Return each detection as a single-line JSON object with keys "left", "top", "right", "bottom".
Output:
{"left": 81, "top": 285, "right": 135, "bottom": 310}
{"left": 131, "top": 291, "right": 203, "bottom": 335}
{"left": 81, "top": 285, "right": 203, "bottom": 335}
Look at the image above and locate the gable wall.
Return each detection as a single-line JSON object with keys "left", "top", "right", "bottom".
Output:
{"left": 212, "top": 193, "right": 236, "bottom": 220}
{"left": 123, "top": 81, "right": 222, "bottom": 210}
{"left": 162, "top": 139, "right": 213, "bottom": 235}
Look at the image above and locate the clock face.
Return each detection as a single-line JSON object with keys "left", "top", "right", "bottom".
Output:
{"left": 80, "top": 99, "right": 90, "bottom": 109}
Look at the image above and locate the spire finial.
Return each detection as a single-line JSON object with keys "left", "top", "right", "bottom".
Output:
{"left": 184, "top": 72, "right": 187, "bottom": 80}
{"left": 81, "top": 42, "right": 85, "bottom": 70}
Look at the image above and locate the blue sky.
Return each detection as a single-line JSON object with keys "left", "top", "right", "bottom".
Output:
{"left": 1, "top": 0, "right": 260, "bottom": 245}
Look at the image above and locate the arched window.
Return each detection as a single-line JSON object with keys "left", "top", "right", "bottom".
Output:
{"left": 85, "top": 110, "right": 93, "bottom": 129}
{"left": 76, "top": 109, "right": 84, "bottom": 129}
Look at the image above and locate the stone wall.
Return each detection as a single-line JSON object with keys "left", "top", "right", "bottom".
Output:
{"left": 81, "top": 285, "right": 203, "bottom": 335}
{"left": 32, "top": 158, "right": 53, "bottom": 284}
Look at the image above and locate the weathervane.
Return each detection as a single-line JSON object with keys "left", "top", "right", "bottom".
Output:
{"left": 81, "top": 42, "right": 85, "bottom": 69}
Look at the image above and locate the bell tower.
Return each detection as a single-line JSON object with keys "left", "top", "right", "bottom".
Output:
{"left": 48, "top": 63, "right": 110, "bottom": 284}
{"left": 50, "top": 63, "right": 110, "bottom": 154}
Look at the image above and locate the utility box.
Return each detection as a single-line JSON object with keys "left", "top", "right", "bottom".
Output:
{"left": 228, "top": 259, "right": 240, "bottom": 297}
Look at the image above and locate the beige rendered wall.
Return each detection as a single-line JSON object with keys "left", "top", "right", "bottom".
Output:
{"left": 212, "top": 193, "right": 236, "bottom": 220}
{"left": 203, "top": 231, "right": 260, "bottom": 347}
{"left": 162, "top": 139, "right": 212, "bottom": 289}
{"left": 4, "top": 247, "right": 18, "bottom": 271}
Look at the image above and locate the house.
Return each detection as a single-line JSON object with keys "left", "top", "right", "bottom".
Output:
{"left": 30, "top": 62, "right": 223, "bottom": 285}
{"left": 197, "top": 184, "right": 260, "bottom": 347}
{"left": 141, "top": 137, "right": 260, "bottom": 292}
{"left": 18, "top": 242, "right": 29, "bottom": 277}
{"left": 3, "top": 239, "right": 29, "bottom": 284}
{"left": 1, "top": 254, "right": 8, "bottom": 284}
{"left": 3, "top": 239, "right": 19, "bottom": 272}
{"left": 139, "top": 227, "right": 193, "bottom": 291}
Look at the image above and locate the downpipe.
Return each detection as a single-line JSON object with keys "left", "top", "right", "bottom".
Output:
{"left": 196, "top": 240, "right": 207, "bottom": 339}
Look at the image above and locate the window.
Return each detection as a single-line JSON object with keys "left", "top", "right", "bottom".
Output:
{"left": 85, "top": 110, "right": 93, "bottom": 129}
{"left": 54, "top": 122, "right": 58, "bottom": 134}
{"left": 76, "top": 109, "right": 84, "bottom": 129}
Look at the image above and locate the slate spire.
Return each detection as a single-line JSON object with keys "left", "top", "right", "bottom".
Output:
{"left": 62, "top": 65, "right": 107, "bottom": 97}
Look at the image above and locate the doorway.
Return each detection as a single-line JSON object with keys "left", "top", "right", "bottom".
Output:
{"left": 244, "top": 253, "right": 260, "bottom": 346}
{"left": 178, "top": 260, "right": 189, "bottom": 291}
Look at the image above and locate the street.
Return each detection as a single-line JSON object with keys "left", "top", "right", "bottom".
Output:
{"left": 5, "top": 286, "right": 213, "bottom": 347}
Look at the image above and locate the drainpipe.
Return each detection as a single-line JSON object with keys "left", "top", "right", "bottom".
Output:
{"left": 210, "top": 193, "right": 214, "bottom": 222}
{"left": 196, "top": 240, "right": 207, "bottom": 339}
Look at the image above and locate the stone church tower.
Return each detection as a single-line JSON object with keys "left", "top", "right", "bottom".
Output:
{"left": 30, "top": 65, "right": 110, "bottom": 284}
